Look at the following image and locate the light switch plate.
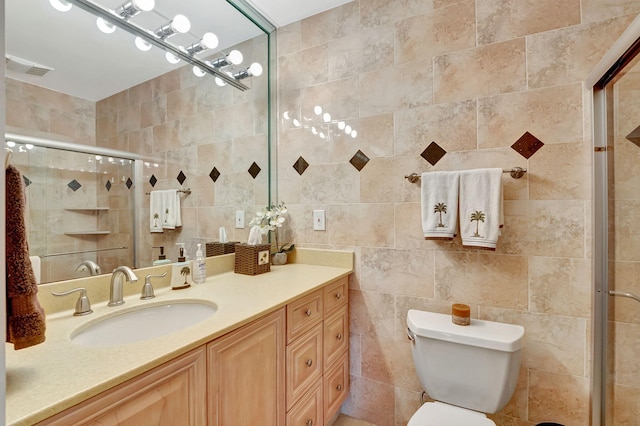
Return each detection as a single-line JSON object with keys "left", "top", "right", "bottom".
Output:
{"left": 235, "top": 211, "right": 245, "bottom": 229}
{"left": 313, "top": 210, "right": 326, "bottom": 231}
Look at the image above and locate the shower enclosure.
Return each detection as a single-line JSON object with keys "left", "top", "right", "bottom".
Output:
{"left": 6, "top": 133, "right": 140, "bottom": 283}
{"left": 590, "top": 15, "right": 640, "bottom": 425}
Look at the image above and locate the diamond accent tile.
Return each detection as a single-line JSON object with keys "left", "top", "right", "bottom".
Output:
{"left": 350, "top": 150, "right": 370, "bottom": 171}
{"left": 248, "top": 162, "right": 261, "bottom": 179}
{"left": 293, "top": 156, "right": 309, "bottom": 176}
{"left": 511, "top": 131, "right": 544, "bottom": 159}
{"left": 105, "top": 180, "right": 112, "bottom": 191}
{"left": 149, "top": 174, "right": 157, "bottom": 187}
{"left": 126, "top": 177, "right": 133, "bottom": 189}
{"left": 210, "top": 167, "right": 221, "bottom": 183}
{"left": 23, "top": 176, "right": 31, "bottom": 187}
{"left": 68, "top": 179, "right": 81, "bottom": 192}
{"left": 177, "top": 170, "right": 187, "bottom": 185}
{"left": 626, "top": 125, "right": 640, "bottom": 148}
{"left": 421, "top": 142, "right": 447, "bottom": 166}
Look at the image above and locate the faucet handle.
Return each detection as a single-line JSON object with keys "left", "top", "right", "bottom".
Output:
{"left": 52, "top": 288, "right": 93, "bottom": 316}
{"left": 141, "top": 272, "right": 167, "bottom": 300}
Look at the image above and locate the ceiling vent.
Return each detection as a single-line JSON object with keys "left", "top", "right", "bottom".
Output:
{"left": 5, "top": 55, "right": 54, "bottom": 76}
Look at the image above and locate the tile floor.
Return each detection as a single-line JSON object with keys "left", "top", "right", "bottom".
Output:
{"left": 332, "top": 414, "right": 376, "bottom": 426}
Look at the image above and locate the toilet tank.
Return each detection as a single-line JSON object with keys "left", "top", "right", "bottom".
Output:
{"left": 406, "top": 309, "right": 524, "bottom": 414}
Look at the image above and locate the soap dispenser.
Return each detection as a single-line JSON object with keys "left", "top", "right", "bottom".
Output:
{"left": 152, "top": 246, "right": 172, "bottom": 266}
{"left": 170, "top": 243, "right": 192, "bottom": 289}
{"left": 192, "top": 243, "right": 206, "bottom": 284}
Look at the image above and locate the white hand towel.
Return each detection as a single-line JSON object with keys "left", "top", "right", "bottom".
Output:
{"left": 162, "top": 189, "right": 182, "bottom": 230}
{"left": 459, "top": 168, "right": 504, "bottom": 250}
{"left": 150, "top": 190, "right": 164, "bottom": 233}
{"left": 421, "top": 171, "right": 460, "bottom": 240}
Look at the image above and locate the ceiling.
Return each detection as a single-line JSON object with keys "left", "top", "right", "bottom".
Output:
{"left": 5, "top": 0, "right": 352, "bottom": 102}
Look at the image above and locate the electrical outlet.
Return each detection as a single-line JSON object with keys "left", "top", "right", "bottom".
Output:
{"left": 313, "top": 210, "right": 326, "bottom": 231}
{"left": 235, "top": 211, "right": 245, "bottom": 229}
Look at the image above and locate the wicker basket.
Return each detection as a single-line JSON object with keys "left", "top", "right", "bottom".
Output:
{"left": 206, "top": 241, "right": 239, "bottom": 257}
{"left": 234, "top": 243, "right": 271, "bottom": 275}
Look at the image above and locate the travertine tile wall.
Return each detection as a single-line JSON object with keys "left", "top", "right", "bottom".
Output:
{"left": 276, "top": 1, "right": 640, "bottom": 425}
{"left": 96, "top": 36, "right": 269, "bottom": 265}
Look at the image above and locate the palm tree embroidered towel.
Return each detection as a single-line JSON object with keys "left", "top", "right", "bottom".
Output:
{"left": 150, "top": 190, "right": 163, "bottom": 233}
{"left": 162, "top": 189, "right": 181, "bottom": 230}
{"left": 421, "top": 171, "right": 460, "bottom": 240}
{"left": 459, "top": 168, "right": 504, "bottom": 250}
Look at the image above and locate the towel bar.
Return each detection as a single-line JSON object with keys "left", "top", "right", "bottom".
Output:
{"left": 145, "top": 188, "right": 192, "bottom": 195}
{"left": 404, "top": 167, "right": 527, "bottom": 183}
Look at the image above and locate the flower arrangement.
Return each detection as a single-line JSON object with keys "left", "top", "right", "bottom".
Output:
{"left": 250, "top": 202, "right": 295, "bottom": 254}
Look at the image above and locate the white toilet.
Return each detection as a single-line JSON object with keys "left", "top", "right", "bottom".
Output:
{"left": 406, "top": 309, "right": 525, "bottom": 425}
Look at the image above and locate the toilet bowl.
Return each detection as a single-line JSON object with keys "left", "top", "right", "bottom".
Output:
{"left": 406, "top": 309, "right": 524, "bottom": 425}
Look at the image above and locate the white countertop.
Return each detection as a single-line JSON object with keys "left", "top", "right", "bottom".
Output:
{"left": 6, "top": 250, "right": 353, "bottom": 425}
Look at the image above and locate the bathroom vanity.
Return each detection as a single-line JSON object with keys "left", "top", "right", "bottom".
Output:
{"left": 6, "top": 249, "right": 352, "bottom": 426}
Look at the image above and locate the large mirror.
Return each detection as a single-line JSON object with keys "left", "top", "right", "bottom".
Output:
{"left": 5, "top": 0, "right": 274, "bottom": 283}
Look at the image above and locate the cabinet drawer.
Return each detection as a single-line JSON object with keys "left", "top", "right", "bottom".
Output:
{"left": 323, "top": 277, "right": 348, "bottom": 315}
{"left": 286, "top": 382, "right": 323, "bottom": 426}
{"left": 323, "top": 305, "right": 348, "bottom": 368}
{"left": 286, "top": 323, "right": 323, "bottom": 410}
{"left": 324, "top": 353, "right": 349, "bottom": 421}
{"left": 287, "top": 289, "right": 323, "bottom": 343}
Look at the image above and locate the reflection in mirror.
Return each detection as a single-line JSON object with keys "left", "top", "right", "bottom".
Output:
{"left": 5, "top": 0, "right": 274, "bottom": 283}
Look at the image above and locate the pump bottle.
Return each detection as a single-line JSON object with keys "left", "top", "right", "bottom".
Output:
{"left": 192, "top": 243, "right": 206, "bottom": 284}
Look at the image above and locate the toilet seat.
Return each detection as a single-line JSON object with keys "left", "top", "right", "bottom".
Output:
{"left": 407, "top": 402, "right": 496, "bottom": 426}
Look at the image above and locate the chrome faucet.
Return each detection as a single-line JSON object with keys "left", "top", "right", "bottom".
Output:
{"left": 75, "top": 260, "right": 102, "bottom": 276}
{"left": 108, "top": 266, "right": 138, "bottom": 307}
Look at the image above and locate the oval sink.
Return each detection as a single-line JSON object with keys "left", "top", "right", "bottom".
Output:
{"left": 71, "top": 300, "right": 217, "bottom": 347}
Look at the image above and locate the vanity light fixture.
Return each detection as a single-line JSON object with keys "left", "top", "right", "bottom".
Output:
{"left": 59, "top": 0, "right": 251, "bottom": 89}
{"left": 185, "top": 33, "right": 219, "bottom": 55}
{"left": 49, "top": 0, "right": 72, "bottom": 12}
{"left": 115, "top": 0, "right": 155, "bottom": 19}
{"left": 154, "top": 14, "right": 191, "bottom": 39}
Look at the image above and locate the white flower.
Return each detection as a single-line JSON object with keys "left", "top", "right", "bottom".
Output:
{"left": 250, "top": 202, "right": 287, "bottom": 233}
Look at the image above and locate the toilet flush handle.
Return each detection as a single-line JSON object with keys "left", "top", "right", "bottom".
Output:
{"left": 407, "top": 327, "right": 416, "bottom": 342}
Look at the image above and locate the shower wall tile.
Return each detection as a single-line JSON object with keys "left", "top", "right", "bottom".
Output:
{"left": 582, "top": 0, "right": 640, "bottom": 23}
{"left": 140, "top": 96, "right": 166, "bottom": 128}
{"left": 395, "top": 0, "right": 476, "bottom": 65}
{"left": 611, "top": 261, "right": 640, "bottom": 324}
{"left": 528, "top": 141, "right": 590, "bottom": 200}
{"left": 476, "top": 0, "right": 580, "bottom": 45}
{"left": 477, "top": 84, "right": 583, "bottom": 149}
{"left": 433, "top": 38, "right": 526, "bottom": 103}
{"left": 359, "top": 0, "right": 433, "bottom": 29}
{"left": 116, "top": 104, "right": 141, "bottom": 134}
{"left": 614, "top": 200, "right": 640, "bottom": 262}
{"left": 277, "top": 22, "right": 301, "bottom": 56}
{"left": 215, "top": 103, "right": 255, "bottom": 141}
{"left": 527, "top": 15, "right": 634, "bottom": 89}
{"left": 528, "top": 370, "right": 589, "bottom": 425}
{"left": 278, "top": 127, "right": 330, "bottom": 169}
{"left": 152, "top": 121, "right": 180, "bottom": 153}
{"left": 301, "top": 0, "right": 360, "bottom": 48}
{"left": 166, "top": 86, "right": 196, "bottom": 122}
{"left": 150, "top": 70, "right": 180, "bottom": 98}
{"left": 299, "top": 164, "right": 360, "bottom": 204}
{"left": 278, "top": 44, "right": 328, "bottom": 91}
{"left": 328, "top": 203, "right": 395, "bottom": 247}
{"left": 179, "top": 111, "right": 216, "bottom": 147}
{"left": 301, "top": 76, "right": 360, "bottom": 121}
{"left": 331, "top": 113, "right": 394, "bottom": 161}
{"left": 359, "top": 157, "right": 405, "bottom": 203}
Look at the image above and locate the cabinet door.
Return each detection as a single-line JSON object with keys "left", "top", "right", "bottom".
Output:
{"left": 207, "top": 309, "right": 286, "bottom": 426}
{"left": 38, "top": 347, "right": 207, "bottom": 426}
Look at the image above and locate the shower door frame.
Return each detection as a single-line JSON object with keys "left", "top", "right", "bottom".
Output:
{"left": 587, "top": 14, "right": 640, "bottom": 426}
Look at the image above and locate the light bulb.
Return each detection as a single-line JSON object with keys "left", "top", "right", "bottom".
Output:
{"left": 171, "top": 14, "right": 191, "bottom": 34}
{"left": 135, "top": 37, "right": 152, "bottom": 51}
{"left": 6, "top": 141, "right": 16, "bottom": 148}
{"left": 283, "top": 111, "right": 291, "bottom": 120}
{"left": 215, "top": 77, "right": 226, "bottom": 87}
{"left": 311, "top": 127, "right": 317, "bottom": 135}
{"left": 193, "top": 66, "right": 206, "bottom": 77}
{"left": 201, "top": 32, "right": 219, "bottom": 49}
{"left": 319, "top": 132, "right": 326, "bottom": 139}
{"left": 323, "top": 113, "right": 331, "bottom": 123}
{"left": 228, "top": 50, "right": 243, "bottom": 65}
{"left": 25, "top": 144, "right": 34, "bottom": 150}
{"left": 166, "top": 51, "right": 181, "bottom": 64}
{"left": 95, "top": 155, "right": 102, "bottom": 160}
{"left": 345, "top": 125, "right": 352, "bottom": 134}
{"left": 96, "top": 17, "right": 116, "bottom": 34}
{"left": 314, "top": 106, "right": 322, "bottom": 115}
{"left": 49, "top": 0, "right": 72, "bottom": 12}
{"left": 351, "top": 130, "right": 358, "bottom": 138}
{"left": 338, "top": 121, "right": 345, "bottom": 130}
{"left": 293, "top": 119, "right": 301, "bottom": 127}
{"left": 249, "top": 62, "right": 263, "bottom": 77}
{"left": 132, "top": 0, "right": 154, "bottom": 12}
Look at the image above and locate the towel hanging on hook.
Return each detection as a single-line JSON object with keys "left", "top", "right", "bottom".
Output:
{"left": 5, "top": 147, "right": 13, "bottom": 170}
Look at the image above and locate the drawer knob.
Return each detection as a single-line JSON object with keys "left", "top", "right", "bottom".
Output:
{"left": 306, "top": 420, "right": 313, "bottom": 426}
{"left": 306, "top": 359, "right": 313, "bottom": 367}
{"left": 305, "top": 309, "right": 312, "bottom": 317}
{"left": 335, "top": 293, "right": 342, "bottom": 300}
{"left": 336, "top": 384, "right": 343, "bottom": 391}
{"left": 336, "top": 333, "right": 343, "bottom": 340}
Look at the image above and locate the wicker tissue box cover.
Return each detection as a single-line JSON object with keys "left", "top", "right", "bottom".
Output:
{"left": 234, "top": 243, "right": 271, "bottom": 275}
{"left": 206, "top": 241, "right": 239, "bottom": 257}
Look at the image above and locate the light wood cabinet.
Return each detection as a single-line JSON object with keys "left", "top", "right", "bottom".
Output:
{"left": 207, "top": 309, "right": 286, "bottom": 426}
{"left": 38, "top": 347, "right": 207, "bottom": 426}
{"left": 286, "top": 277, "right": 350, "bottom": 426}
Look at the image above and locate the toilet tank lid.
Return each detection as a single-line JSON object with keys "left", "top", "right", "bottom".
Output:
{"left": 407, "top": 310, "right": 525, "bottom": 352}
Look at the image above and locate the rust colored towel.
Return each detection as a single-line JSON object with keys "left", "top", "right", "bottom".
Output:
{"left": 6, "top": 165, "right": 45, "bottom": 349}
